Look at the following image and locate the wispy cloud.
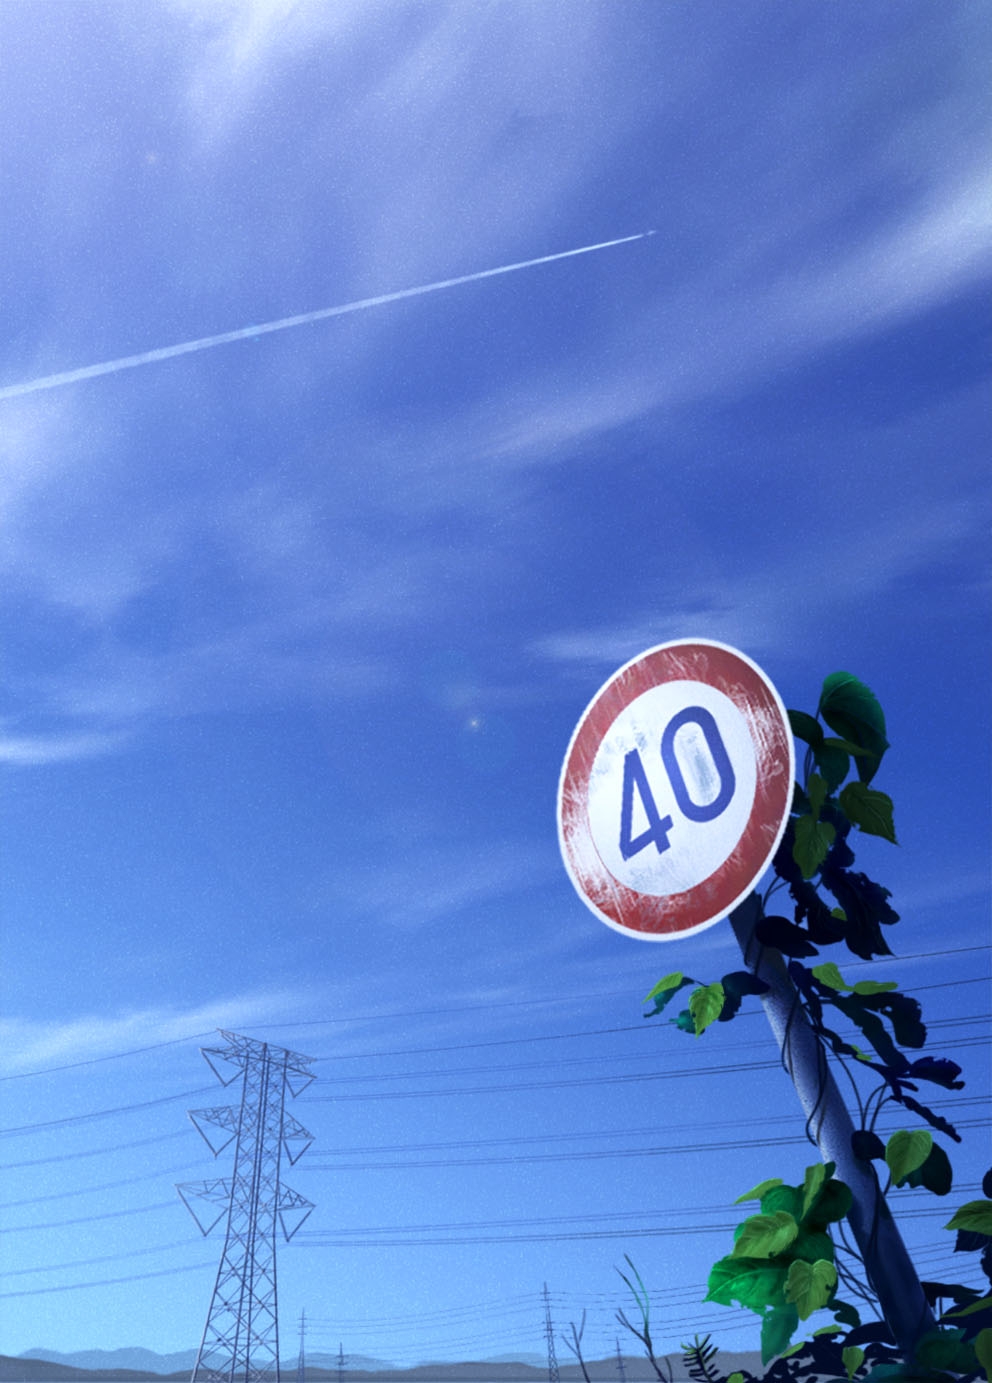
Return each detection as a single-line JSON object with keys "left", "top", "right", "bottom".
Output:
{"left": 3, "top": 4, "right": 988, "bottom": 768}
{"left": 0, "top": 991, "right": 299, "bottom": 1076}
{"left": 766, "top": 163, "right": 992, "bottom": 347}
{"left": 163, "top": 0, "right": 357, "bottom": 139}
{"left": 310, "top": 834, "right": 558, "bottom": 932}
{"left": 0, "top": 727, "right": 130, "bottom": 766}
{"left": 533, "top": 493, "right": 988, "bottom": 673}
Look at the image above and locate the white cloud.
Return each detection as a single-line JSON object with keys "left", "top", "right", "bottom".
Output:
{"left": 0, "top": 727, "right": 130, "bottom": 765}
{"left": 0, "top": 990, "right": 299, "bottom": 1075}
{"left": 534, "top": 494, "right": 987, "bottom": 672}
{"left": 162, "top": 0, "right": 358, "bottom": 139}
{"left": 313, "top": 835, "right": 558, "bottom": 931}
{"left": 768, "top": 163, "right": 992, "bottom": 347}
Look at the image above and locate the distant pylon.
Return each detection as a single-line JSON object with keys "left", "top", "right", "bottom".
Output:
{"left": 543, "top": 1284, "right": 560, "bottom": 1383}
{"left": 178, "top": 1031, "right": 316, "bottom": 1383}
{"left": 615, "top": 1338, "right": 627, "bottom": 1383}
{"left": 296, "top": 1311, "right": 307, "bottom": 1383}
{"left": 336, "top": 1344, "right": 345, "bottom": 1383}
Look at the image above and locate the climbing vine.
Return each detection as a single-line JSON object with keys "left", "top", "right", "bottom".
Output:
{"left": 643, "top": 672, "right": 992, "bottom": 1381}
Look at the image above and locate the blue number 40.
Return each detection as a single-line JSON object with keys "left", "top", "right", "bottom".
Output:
{"left": 618, "top": 707, "right": 736, "bottom": 862}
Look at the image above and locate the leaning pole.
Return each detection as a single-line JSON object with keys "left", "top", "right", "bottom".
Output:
{"left": 729, "top": 891, "right": 934, "bottom": 1354}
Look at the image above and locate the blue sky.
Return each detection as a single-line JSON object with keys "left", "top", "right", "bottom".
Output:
{"left": 1, "top": 0, "right": 990, "bottom": 1367}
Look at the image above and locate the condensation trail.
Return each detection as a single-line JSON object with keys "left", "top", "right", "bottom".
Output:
{"left": 0, "top": 231, "right": 655, "bottom": 403}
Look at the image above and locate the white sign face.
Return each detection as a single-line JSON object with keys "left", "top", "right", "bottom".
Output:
{"left": 586, "top": 679, "right": 757, "bottom": 898}
{"left": 558, "top": 640, "right": 794, "bottom": 940}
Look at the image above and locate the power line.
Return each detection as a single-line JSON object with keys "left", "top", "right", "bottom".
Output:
{"left": 284, "top": 1098, "right": 992, "bottom": 1160}
{"left": 0, "top": 1128, "right": 190, "bottom": 1171}
{"left": 0, "top": 1236, "right": 204, "bottom": 1278}
{"left": 0, "top": 1159, "right": 205, "bottom": 1210}
{"left": 302, "top": 1037, "right": 991, "bottom": 1104}
{"left": 300, "top": 1022, "right": 990, "bottom": 1088}
{"left": 2, "top": 1051, "right": 985, "bottom": 1158}
{"left": 285, "top": 1014, "right": 991, "bottom": 1090}
{"left": 0, "top": 1259, "right": 216, "bottom": 1299}
{"left": 0, "top": 1085, "right": 215, "bottom": 1138}
{"left": 301, "top": 1120, "right": 989, "bottom": 1174}
{"left": 3, "top": 1199, "right": 179, "bottom": 1234}
{"left": 0, "top": 1032, "right": 216, "bottom": 1082}
{"left": 2, "top": 944, "right": 986, "bottom": 1081}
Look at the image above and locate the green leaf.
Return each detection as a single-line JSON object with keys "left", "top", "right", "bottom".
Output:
{"left": 673, "top": 1008, "right": 696, "bottom": 1033}
{"left": 839, "top": 782, "right": 898, "bottom": 844}
{"left": 814, "top": 742, "right": 850, "bottom": 794}
{"left": 801, "top": 1162, "right": 829, "bottom": 1218}
{"left": 790, "top": 1229, "right": 836, "bottom": 1265}
{"left": 784, "top": 1259, "right": 837, "bottom": 1320}
{"left": 824, "top": 737, "right": 877, "bottom": 758}
{"left": 731, "top": 1211, "right": 800, "bottom": 1259}
{"left": 644, "top": 970, "right": 684, "bottom": 1002}
{"left": 945, "top": 1200, "right": 992, "bottom": 1236}
{"left": 788, "top": 710, "right": 823, "bottom": 747}
{"left": 843, "top": 1346, "right": 865, "bottom": 1380}
{"left": 850, "top": 980, "right": 898, "bottom": 995}
{"left": 643, "top": 972, "right": 692, "bottom": 1012}
{"left": 807, "top": 773, "right": 828, "bottom": 820}
{"left": 812, "top": 961, "right": 849, "bottom": 991}
{"left": 904, "top": 1140, "right": 953, "bottom": 1197}
{"left": 761, "top": 1183, "right": 805, "bottom": 1219}
{"left": 706, "top": 1256, "right": 789, "bottom": 1312}
{"left": 736, "top": 1177, "right": 784, "bottom": 1204}
{"left": 885, "top": 1130, "right": 933, "bottom": 1185}
{"left": 761, "top": 1305, "right": 800, "bottom": 1364}
{"left": 915, "top": 1327, "right": 977, "bottom": 1374}
{"left": 974, "top": 1328, "right": 992, "bottom": 1383}
{"left": 689, "top": 982, "right": 725, "bottom": 1037}
{"left": 946, "top": 1294, "right": 992, "bottom": 1319}
{"left": 818, "top": 672, "right": 889, "bottom": 783}
{"left": 793, "top": 814, "right": 836, "bottom": 877}
{"left": 726, "top": 1373, "right": 745, "bottom": 1383}
{"left": 803, "top": 1179, "right": 852, "bottom": 1231}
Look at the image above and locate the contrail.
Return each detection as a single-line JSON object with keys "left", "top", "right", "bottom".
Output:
{"left": 0, "top": 230, "right": 655, "bottom": 403}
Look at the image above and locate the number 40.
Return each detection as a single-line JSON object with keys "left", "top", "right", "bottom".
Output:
{"left": 618, "top": 705, "right": 736, "bottom": 861}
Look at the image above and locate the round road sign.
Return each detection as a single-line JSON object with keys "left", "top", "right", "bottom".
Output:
{"left": 557, "top": 639, "right": 794, "bottom": 940}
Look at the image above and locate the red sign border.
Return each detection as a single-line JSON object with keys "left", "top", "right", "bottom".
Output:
{"left": 557, "top": 639, "right": 795, "bottom": 940}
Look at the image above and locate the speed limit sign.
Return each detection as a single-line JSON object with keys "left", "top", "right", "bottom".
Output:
{"left": 557, "top": 639, "right": 794, "bottom": 940}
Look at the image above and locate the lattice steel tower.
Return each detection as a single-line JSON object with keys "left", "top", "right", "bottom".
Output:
{"left": 178, "top": 1031, "right": 316, "bottom": 1383}
{"left": 614, "top": 1338, "right": 627, "bottom": 1383}
{"left": 542, "top": 1284, "right": 560, "bottom": 1383}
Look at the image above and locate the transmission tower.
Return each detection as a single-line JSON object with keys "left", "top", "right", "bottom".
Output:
{"left": 542, "top": 1284, "right": 560, "bottom": 1383}
{"left": 178, "top": 1031, "right": 316, "bottom": 1383}
{"left": 336, "top": 1344, "right": 346, "bottom": 1383}
{"left": 296, "top": 1312, "right": 306, "bottom": 1383}
{"left": 614, "top": 1338, "right": 627, "bottom": 1383}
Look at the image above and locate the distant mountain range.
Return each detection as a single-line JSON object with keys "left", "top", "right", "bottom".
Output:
{"left": 3, "top": 1347, "right": 765, "bottom": 1383}
{"left": 14, "top": 1354, "right": 398, "bottom": 1378}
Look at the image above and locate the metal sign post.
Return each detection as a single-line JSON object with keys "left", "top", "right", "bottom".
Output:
{"left": 730, "top": 892, "right": 934, "bottom": 1354}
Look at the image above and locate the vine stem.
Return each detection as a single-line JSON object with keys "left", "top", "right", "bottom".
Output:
{"left": 730, "top": 892, "right": 935, "bottom": 1360}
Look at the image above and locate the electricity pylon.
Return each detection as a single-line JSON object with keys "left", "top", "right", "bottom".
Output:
{"left": 614, "top": 1338, "right": 627, "bottom": 1383}
{"left": 178, "top": 1031, "right": 316, "bottom": 1383}
{"left": 542, "top": 1284, "right": 560, "bottom": 1383}
{"left": 296, "top": 1311, "right": 306, "bottom": 1383}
